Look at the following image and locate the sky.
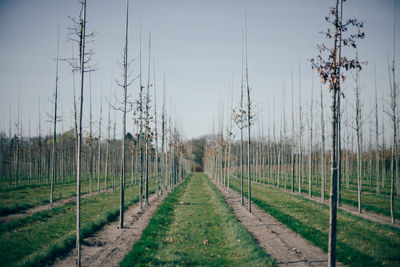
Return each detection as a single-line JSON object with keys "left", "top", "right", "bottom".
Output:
{"left": 0, "top": 0, "right": 399, "bottom": 141}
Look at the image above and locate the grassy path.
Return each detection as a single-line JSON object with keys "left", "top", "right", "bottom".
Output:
{"left": 121, "top": 173, "right": 273, "bottom": 266}
{"left": 229, "top": 177, "right": 400, "bottom": 266}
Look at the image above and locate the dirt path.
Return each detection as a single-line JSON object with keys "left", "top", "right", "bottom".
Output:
{"left": 233, "top": 176, "right": 400, "bottom": 229}
{"left": 51, "top": 188, "right": 171, "bottom": 267}
{"left": 213, "top": 179, "right": 345, "bottom": 267}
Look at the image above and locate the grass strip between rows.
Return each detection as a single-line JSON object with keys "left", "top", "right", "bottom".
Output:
{"left": 0, "top": 174, "right": 148, "bottom": 216}
{"left": 232, "top": 174, "right": 400, "bottom": 220}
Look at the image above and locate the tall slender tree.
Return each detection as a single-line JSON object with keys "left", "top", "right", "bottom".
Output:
{"left": 311, "top": 0, "right": 364, "bottom": 264}
{"left": 50, "top": 27, "right": 60, "bottom": 206}
{"left": 298, "top": 65, "right": 303, "bottom": 194}
{"left": 153, "top": 58, "right": 160, "bottom": 196}
{"left": 161, "top": 73, "right": 166, "bottom": 193}
{"left": 389, "top": 0, "right": 397, "bottom": 223}
{"left": 97, "top": 93, "right": 103, "bottom": 192}
{"left": 244, "top": 14, "right": 252, "bottom": 213}
{"left": 320, "top": 81, "right": 326, "bottom": 201}
{"left": 308, "top": 73, "right": 314, "bottom": 197}
{"left": 66, "top": 0, "right": 96, "bottom": 263}
{"left": 144, "top": 33, "right": 152, "bottom": 206}
{"left": 291, "top": 70, "right": 295, "bottom": 193}
{"left": 75, "top": 0, "right": 88, "bottom": 264}
{"left": 374, "top": 63, "right": 380, "bottom": 195}
{"left": 117, "top": 0, "right": 131, "bottom": 228}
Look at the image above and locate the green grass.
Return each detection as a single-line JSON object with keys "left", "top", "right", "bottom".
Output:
{"left": 0, "top": 174, "right": 146, "bottom": 216}
{"left": 0, "top": 181, "right": 155, "bottom": 267}
{"left": 121, "top": 173, "right": 273, "bottom": 267}
{"left": 252, "top": 167, "right": 395, "bottom": 196}
{"left": 229, "top": 177, "right": 400, "bottom": 267}
{"left": 233, "top": 172, "right": 400, "bottom": 220}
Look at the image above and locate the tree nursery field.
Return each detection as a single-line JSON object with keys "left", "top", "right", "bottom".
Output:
{"left": 0, "top": 0, "right": 400, "bottom": 266}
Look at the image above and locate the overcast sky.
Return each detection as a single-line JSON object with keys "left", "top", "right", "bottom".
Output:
{"left": 0, "top": 0, "right": 399, "bottom": 140}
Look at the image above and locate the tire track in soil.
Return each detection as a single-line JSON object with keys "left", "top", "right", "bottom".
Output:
{"left": 51, "top": 187, "right": 173, "bottom": 267}
{"left": 212, "top": 178, "right": 346, "bottom": 267}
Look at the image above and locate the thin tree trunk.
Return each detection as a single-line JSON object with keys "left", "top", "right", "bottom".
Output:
{"left": 153, "top": 59, "right": 159, "bottom": 196}
{"left": 298, "top": 65, "right": 303, "bottom": 194}
{"left": 355, "top": 36, "right": 362, "bottom": 214}
{"left": 390, "top": 0, "right": 397, "bottom": 222}
{"left": 244, "top": 14, "right": 252, "bottom": 213}
{"left": 291, "top": 70, "right": 295, "bottom": 193}
{"left": 97, "top": 97, "right": 102, "bottom": 193}
{"left": 320, "top": 82, "right": 326, "bottom": 201}
{"left": 328, "top": 1, "right": 342, "bottom": 265}
{"left": 145, "top": 33, "right": 151, "bottom": 206}
{"left": 309, "top": 74, "right": 313, "bottom": 198}
{"left": 76, "top": 1, "right": 87, "bottom": 265}
{"left": 51, "top": 27, "right": 60, "bottom": 206}
{"left": 138, "top": 21, "right": 144, "bottom": 211}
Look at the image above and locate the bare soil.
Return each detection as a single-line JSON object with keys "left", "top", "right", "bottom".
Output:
{"left": 51, "top": 189, "right": 171, "bottom": 267}
{"left": 0, "top": 187, "right": 119, "bottom": 224}
{"left": 213, "top": 180, "right": 346, "bottom": 267}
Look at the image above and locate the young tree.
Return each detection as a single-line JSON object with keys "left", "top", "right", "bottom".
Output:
{"left": 66, "top": 0, "right": 95, "bottom": 263}
{"left": 153, "top": 58, "right": 160, "bottom": 196}
{"left": 38, "top": 96, "right": 42, "bottom": 184}
{"left": 354, "top": 42, "right": 363, "bottom": 213}
{"left": 298, "top": 65, "right": 303, "bottom": 194}
{"left": 308, "top": 74, "right": 314, "bottom": 198}
{"left": 114, "top": 0, "right": 133, "bottom": 228}
{"left": 97, "top": 93, "right": 103, "bottom": 193}
{"left": 161, "top": 73, "right": 166, "bottom": 192}
{"left": 311, "top": 0, "right": 364, "bottom": 265}
{"left": 291, "top": 70, "right": 296, "bottom": 193}
{"left": 320, "top": 82, "right": 326, "bottom": 201}
{"left": 144, "top": 33, "right": 153, "bottom": 206}
{"left": 105, "top": 83, "right": 112, "bottom": 191}
{"left": 75, "top": 1, "right": 87, "bottom": 264}
{"left": 388, "top": 0, "right": 397, "bottom": 223}
{"left": 50, "top": 26, "right": 61, "bottom": 206}
{"left": 137, "top": 20, "right": 145, "bottom": 211}
{"left": 233, "top": 28, "right": 246, "bottom": 207}
{"left": 14, "top": 89, "right": 21, "bottom": 187}
{"left": 28, "top": 112, "right": 32, "bottom": 182}
{"left": 374, "top": 64, "right": 380, "bottom": 195}
{"left": 89, "top": 73, "right": 94, "bottom": 193}
{"left": 244, "top": 14, "right": 253, "bottom": 213}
